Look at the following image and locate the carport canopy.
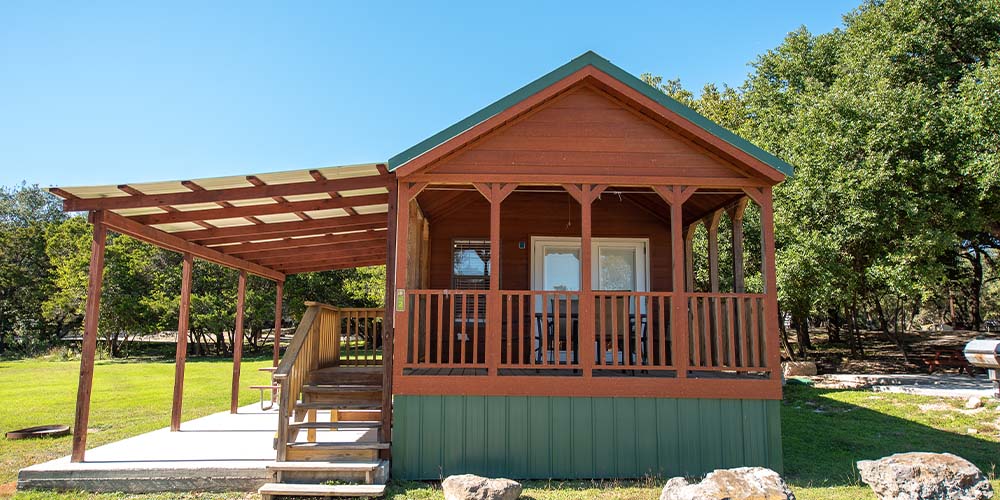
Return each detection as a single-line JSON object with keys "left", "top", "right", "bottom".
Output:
{"left": 48, "top": 163, "right": 394, "bottom": 278}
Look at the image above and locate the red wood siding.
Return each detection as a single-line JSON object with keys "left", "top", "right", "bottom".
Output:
{"left": 423, "top": 85, "right": 753, "bottom": 182}
{"left": 420, "top": 191, "right": 674, "bottom": 292}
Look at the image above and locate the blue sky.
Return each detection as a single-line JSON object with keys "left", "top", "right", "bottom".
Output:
{"left": 0, "top": 1, "right": 857, "bottom": 188}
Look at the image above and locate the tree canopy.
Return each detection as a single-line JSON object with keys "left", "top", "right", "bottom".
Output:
{"left": 643, "top": 0, "right": 1000, "bottom": 354}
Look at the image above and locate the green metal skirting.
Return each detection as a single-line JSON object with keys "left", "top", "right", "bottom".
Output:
{"left": 391, "top": 395, "right": 782, "bottom": 480}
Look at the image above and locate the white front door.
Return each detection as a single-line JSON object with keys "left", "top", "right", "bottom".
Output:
{"left": 531, "top": 237, "right": 649, "bottom": 292}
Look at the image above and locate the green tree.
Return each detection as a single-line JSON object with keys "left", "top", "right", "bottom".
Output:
{"left": 0, "top": 184, "right": 67, "bottom": 354}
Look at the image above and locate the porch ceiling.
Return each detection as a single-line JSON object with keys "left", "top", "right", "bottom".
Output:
{"left": 415, "top": 185, "right": 747, "bottom": 227}
{"left": 47, "top": 163, "right": 393, "bottom": 277}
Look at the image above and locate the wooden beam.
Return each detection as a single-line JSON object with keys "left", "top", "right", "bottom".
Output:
{"left": 238, "top": 239, "right": 386, "bottom": 261}
{"left": 273, "top": 281, "right": 283, "bottom": 367}
{"left": 170, "top": 253, "right": 193, "bottom": 431}
{"left": 406, "top": 172, "right": 772, "bottom": 187}
{"left": 62, "top": 174, "right": 389, "bottom": 212}
{"left": 129, "top": 193, "right": 388, "bottom": 225}
{"left": 254, "top": 247, "right": 386, "bottom": 267}
{"left": 278, "top": 257, "right": 387, "bottom": 274}
{"left": 196, "top": 221, "right": 387, "bottom": 246}
{"left": 272, "top": 253, "right": 388, "bottom": 271}
{"left": 96, "top": 211, "right": 284, "bottom": 281}
{"left": 218, "top": 229, "right": 386, "bottom": 255}
{"left": 176, "top": 213, "right": 387, "bottom": 243}
{"left": 71, "top": 213, "right": 107, "bottom": 462}
{"left": 231, "top": 270, "right": 247, "bottom": 414}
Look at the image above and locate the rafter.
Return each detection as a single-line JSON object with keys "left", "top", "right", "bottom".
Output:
{"left": 217, "top": 229, "right": 386, "bottom": 255}
{"left": 277, "top": 256, "right": 388, "bottom": 274}
{"left": 253, "top": 247, "right": 386, "bottom": 267}
{"left": 129, "top": 193, "right": 386, "bottom": 225}
{"left": 63, "top": 174, "right": 389, "bottom": 212}
{"left": 238, "top": 240, "right": 385, "bottom": 261}
{"left": 174, "top": 213, "right": 387, "bottom": 243}
{"left": 191, "top": 221, "right": 386, "bottom": 246}
{"left": 96, "top": 211, "right": 283, "bottom": 281}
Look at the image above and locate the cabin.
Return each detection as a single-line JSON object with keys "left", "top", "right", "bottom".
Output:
{"left": 36, "top": 51, "right": 790, "bottom": 497}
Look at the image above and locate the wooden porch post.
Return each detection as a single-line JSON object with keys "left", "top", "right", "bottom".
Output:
{"left": 230, "top": 270, "right": 247, "bottom": 414}
{"left": 170, "top": 253, "right": 193, "bottom": 432}
{"left": 393, "top": 182, "right": 425, "bottom": 384}
{"left": 562, "top": 184, "right": 606, "bottom": 376}
{"left": 705, "top": 210, "right": 723, "bottom": 293}
{"left": 273, "top": 280, "right": 283, "bottom": 367}
{"left": 381, "top": 174, "right": 398, "bottom": 448}
{"left": 744, "top": 187, "right": 782, "bottom": 380}
{"left": 474, "top": 183, "right": 517, "bottom": 376}
{"left": 654, "top": 186, "right": 695, "bottom": 377}
{"left": 684, "top": 224, "right": 697, "bottom": 292}
{"left": 728, "top": 198, "right": 749, "bottom": 293}
{"left": 71, "top": 212, "right": 108, "bottom": 462}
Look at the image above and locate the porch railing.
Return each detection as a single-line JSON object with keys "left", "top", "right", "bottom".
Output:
{"left": 401, "top": 290, "right": 767, "bottom": 377}
{"left": 688, "top": 293, "right": 767, "bottom": 371}
{"left": 272, "top": 302, "right": 384, "bottom": 460}
{"left": 594, "top": 292, "right": 674, "bottom": 371}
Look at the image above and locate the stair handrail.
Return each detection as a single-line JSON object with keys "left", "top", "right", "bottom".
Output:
{"left": 274, "top": 302, "right": 338, "bottom": 460}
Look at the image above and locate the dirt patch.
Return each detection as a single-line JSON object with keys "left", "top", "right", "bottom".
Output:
{"left": 919, "top": 402, "right": 953, "bottom": 412}
{"left": 0, "top": 481, "right": 16, "bottom": 498}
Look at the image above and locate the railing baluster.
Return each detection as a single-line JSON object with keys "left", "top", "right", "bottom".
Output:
{"left": 726, "top": 298, "right": 737, "bottom": 368}
{"left": 436, "top": 293, "right": 443, "bottom": 366}
{"left": 756, "top": 297, "right": 766, "bottom": 368}
{"left": 746, "top": 297, "right": 756, "bottom": 368}
{"left": 423, "top": 293, "right": 431, "bottom": 365}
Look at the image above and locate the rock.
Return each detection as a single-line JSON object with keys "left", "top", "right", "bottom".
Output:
{"left": 967, "top": 396, "right": 984, "bottom": 409}
{"left": 857, "top": 452, "right": 993, "bottom": 500}
{"left": 442, "top": 474, "right": 522, "bottom": 500}
{"left": 782, "top": 361, "right": 818, "bottom": 377}
{"left": 659, "top": 467, "right": 795, "bottom": 500}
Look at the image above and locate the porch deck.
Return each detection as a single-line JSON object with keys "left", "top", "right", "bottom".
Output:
{"left": 17, "top": 402, "right": 377, "bottom": 493}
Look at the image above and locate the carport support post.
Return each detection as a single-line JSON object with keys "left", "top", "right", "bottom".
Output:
{"left": 170, "top": 253, "right": 194, "bottom": 431}
{"left": 71, "top": 211, "right": 107, "bottom": 462}
{"left": 230, "top": 270, "right": 247, "bottom": 414}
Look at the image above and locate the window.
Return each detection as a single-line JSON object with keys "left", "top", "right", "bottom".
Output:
{"left": 452, "top": 239, "right": 490, "bottom": 290}
{"left": 452, "top": 239, "right": 490, "bottom": 320}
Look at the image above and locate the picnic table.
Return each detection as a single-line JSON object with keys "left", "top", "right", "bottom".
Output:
{"left": 922, "top": 348, "right": 974, "bottom": 376}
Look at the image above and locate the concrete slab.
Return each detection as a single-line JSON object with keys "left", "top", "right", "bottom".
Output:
{"left": 17, "top": 403, "right": 376, "bottom": 493}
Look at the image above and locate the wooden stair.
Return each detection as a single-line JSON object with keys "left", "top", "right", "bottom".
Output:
{"left": 259, "top": 482, "right": 386, "bottom": 499}
{"left": 265, "top": 365, "right": 389, "bottom": 499}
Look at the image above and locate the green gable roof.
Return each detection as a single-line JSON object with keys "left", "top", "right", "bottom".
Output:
{"left": 387, "top": 51, "right": 794, "bottom": 178}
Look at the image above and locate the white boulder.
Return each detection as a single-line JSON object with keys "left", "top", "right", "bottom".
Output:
{"left": 660, "top": 467, "right": 795, "bottom": 500}
{"left": 442, "top": 474, "right": 522, "bottom": 500}
{"left": 857, "top": 452, "right": 993, "bottom": 500}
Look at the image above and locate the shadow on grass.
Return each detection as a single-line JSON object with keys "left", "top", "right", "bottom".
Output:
{"left": 782, "top": 383, "right": 999, "bottom": 488}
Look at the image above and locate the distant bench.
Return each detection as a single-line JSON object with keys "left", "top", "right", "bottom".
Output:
{"left": 921, "top": 349, "right": 974, "bottom": 376}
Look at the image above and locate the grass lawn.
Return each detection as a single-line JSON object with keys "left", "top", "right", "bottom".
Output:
{"left": 2, "top": 358, "right": 998, "bottom": 499}
{"left": 0, "top": 354, "right": 273, "bottom": 496}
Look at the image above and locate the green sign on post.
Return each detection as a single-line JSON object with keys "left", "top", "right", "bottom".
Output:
{"left": 395, "top": 289, "right": 405, "bottom": 312}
